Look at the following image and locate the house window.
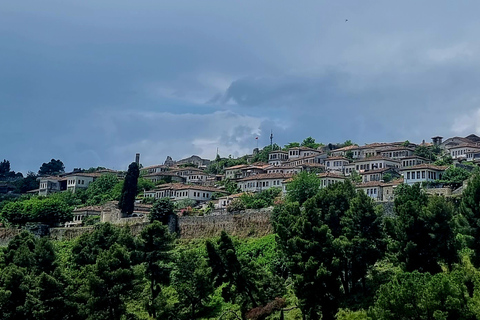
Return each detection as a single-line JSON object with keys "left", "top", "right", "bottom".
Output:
{"left": 407, "top": 172, "right": 410, "bottom": 179}
{"left": 417, "top": 171, "right": 420, "bottom": 179}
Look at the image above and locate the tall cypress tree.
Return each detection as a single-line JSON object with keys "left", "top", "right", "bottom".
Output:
{"left": 118, "top": 162, "right": 139, "bottom": 215}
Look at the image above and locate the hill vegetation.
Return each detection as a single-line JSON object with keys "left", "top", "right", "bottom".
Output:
{"left": 3, "top": 171, "right": 480, "bottom": 318}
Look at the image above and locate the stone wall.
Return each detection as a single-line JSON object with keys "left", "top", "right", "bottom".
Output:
{"left": 0, "top": 228, "right": 20, "bottom": 246}
{"left": 179, "top": 208, "right": 273, "bottom": 239}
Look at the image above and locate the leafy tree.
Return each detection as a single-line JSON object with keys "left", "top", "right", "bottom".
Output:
{"left": 206, "top": 231, "right": 283, "bottom": 317}
{"left": 0, "top": 160, "right": 10, "bottom": 175}
{"left": 386, "top": 184, "right": 458, "bottom": 273}
{"left": 86, "top": 243, "right": 135, "bottom": 320}
{"left": 283, "top": 142, "right": 300, "bottom": 150}
{"left": 85, "top": 174, "right": 119, "bottom": 205}
{"left": 172, "top": 249, "right": 214, "bottom": 319}
{"left": 371, "top": 268, "right": 477, "bottom": 320}
{"left": 136, "top": 177, "right": 155, "bottom": 195}
{"left": 138, "top": 221, "right": 175, "bottom": 319}
{"left": 38, "top": 159, "right": 65, "bottom": 175}
{"left": 458, "top": 173, "right": 480, "bottom": 267}
{"left": 286, "top": 171, "right": 320, "bottom": 205}
{"left": 414, "top": 145, "right": 436, "bottom": 161}
{"left": 436, "top": 165, "right": 471, "bottom": 188}
{"left": 301, "top": 137, "right": 321, "bottom": 149}
{"left": 118, "top": 162, "right": 139, "bottom": 215}
{"left": 401, "top": 140, "right": 410, "bottom": 147}
{"left": 150, "top": 197, "right": 175, "bottom": 224}
{"left": 14, "top": 171, "right": 39, "bottom": 193}
{"left": 348, "top": 169, "right": 362, "bottom": 184}
{"left": 273, "top": 201, "right": 339, "bottom": 320}
{"left": 251, "top": 144, "right": 281, "bottom": 163}
{"left": 342, "top": 140, "right": 354, "bottom": 147}
{"left": 0, "top": 197, "right": 72, "bottom": 226}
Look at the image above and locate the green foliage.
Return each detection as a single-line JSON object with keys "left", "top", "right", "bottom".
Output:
{"left": 0, "top": 197, "right": 72, "bottom": 226}
{"left": 286, "top": 171, "right": 320, "bottom": 205}
{"left": 301, "top": 137, "right": 321, "bottom": 149}
{"left": 284, "top": 142, "right": 300, "bottom": 150}
{"left": 251, "top": 144, "right": 281, "bottom": 163}
{"left": 119, "top": 162, "right": 140, "bottom": 215}
{"left": 38, "top": 159, "right": 65, "bottom": 175}
{"left": 139, "top": 221, "right": 175, "bottom": 318}
{"left": 205, "top": 156, "right": 248, "bottom": 175}
{"left": 386, "top": 184, "right": 458, "bottom": 273}
{"left": 150, "top": 197, "right": 175, "bottom": 224}
{"left": 206, "top": 231, "right": 285, "bottom": 317}
{"left": 137, "top": 177, "right": 155, "bottom": 195}
{"left": 370, "top": 263, "right": 480, "bottom": 320}
{"left": 436, "top": 165, "right": 471, "bottom": 187}
{"left": 414, "top": 145, "right": 437, "bottom": 161}
{"left": 228, "top": 188, "right": 281, "bottom": 212}
{"left": 348, "top": 170, "right": 362, "bottom": 184}
{"left": 85, "top": 174, "right": 119, "bottom": 205}
{"left": 171, "top": 249, "right": 214, "bottom": 319}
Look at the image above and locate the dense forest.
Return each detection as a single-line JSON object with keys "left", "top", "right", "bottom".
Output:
{"left": 3, "top": 172, "right": 480, "bottom": 319}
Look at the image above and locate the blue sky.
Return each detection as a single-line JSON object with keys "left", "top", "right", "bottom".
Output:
{"left": 2, "top": 1, "right": 480, "bottom": 173}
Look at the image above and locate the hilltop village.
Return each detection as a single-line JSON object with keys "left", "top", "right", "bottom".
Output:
{"left": 12, "top": 133, "right": 477, "bottom": 227}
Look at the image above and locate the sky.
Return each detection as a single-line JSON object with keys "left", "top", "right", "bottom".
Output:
{"left": 2, "top": 1, "right": 480, "bottom": 174}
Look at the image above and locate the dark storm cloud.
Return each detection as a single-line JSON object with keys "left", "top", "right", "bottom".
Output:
{"left": 2, "top": 0, "right": 480, "bottom": 172}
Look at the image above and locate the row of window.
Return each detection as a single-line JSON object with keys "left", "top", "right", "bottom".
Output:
{"left": 67, "top": 179, "right": 86, "bottom": 185}
{"left": 405, "top": 170, "right": 439, "bottom": 180}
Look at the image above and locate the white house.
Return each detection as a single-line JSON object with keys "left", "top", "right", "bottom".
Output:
{"left": 38, "top": 176, "right": 67, "bottom": 196}
{"left": 318, "top": 172, "right": 346, "bottom": 189}
{"left": 401, "top": 156, "right": 430, "bottom": 168}
{"left": 448, "top": 144, "right": 480, "bottom": 160}
{"left": 360, "top": 167, "right": 400, "bottom": 183}
{"left": 66, "top": 173, "right": 101, "bottom": 193}
{"left": 399, "top": 164, "right": 448, "bottom": 185}
{"left": 237, "top": 173, "right": 291, "bottom": 193}
{"left": 144, "top": 183, "right": 226, "bottom": 202}
{"left": 287, "top": 147, "right": 321, "bottom": 160}
{"left": 268, "top": 150, "right": 289, "bottom": 166}
{"left": 141, "top": 164, "right": 169, "bottom": 175}
{"left": 324, "top": 157, "right": 350, "bottom": 173}
{"left": 380, "top": 147, "right": 415, "bottom": 160}
{"left": 353, "top": 156, "right": 400, "bottom": 172}
{"left": 224, "top": 164, "right": 248, "bottom": 180}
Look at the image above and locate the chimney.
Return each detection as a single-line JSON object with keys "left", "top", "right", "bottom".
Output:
{"left": 135, "top": 153, "right": 140, "bottom": 165}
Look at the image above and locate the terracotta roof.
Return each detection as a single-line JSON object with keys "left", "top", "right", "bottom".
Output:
{"left": 447, "top": 143, "right": 480, "bottom": 150}
{"left": 237, "top": 173, "right": 293, "bottom": 182}
{"left": 331, "top": 145, "right": 362, "bottom": 152}
{"left": 360, "top": 167, "right": 398, "bottom": 175}
{"left": 399, "top": 164, "right": 448, "bottom": 171}
{"left": 268, "top": 150, "right": 288, "bottom": 154}
{"left": 67, "top": 172, "right": 102, "bottom": 178}
{"left": 142, "top": 164, "right": 168, "bottom": 170}
{"left": 380, "top": 146, "right": 415, "bottom": 152}
{"left": 225, "top": 164, "right": 248, "bottom": 170}
{"left": 150, "top": 183, "right": 226, "bottom": 193}
{"left": 38, "top": 176, "right": 67, "bottom": 181}
{"left": 73, "top": 205, "right": 103, "bottom": 212}
{"left": 353, "top": 156, "right": 400, "bottom": 163}
{"left": 326, "top": 156, "right": 350, "bottom": 161}
{"left": 288, "top": 146, "right": 320, "bottom": 152}
{"left": 401, "top": 155, "right": 431, "bottom": 161}
{"left": 318, "top": 172, "right": 346, "bottom": 179}
{"left": 144, "top": 172, "right": 182, "bottom": 177}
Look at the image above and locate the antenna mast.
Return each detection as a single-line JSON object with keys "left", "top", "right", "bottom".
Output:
{"left": 270, "top": 130, "right": 274, "bottom": 150}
